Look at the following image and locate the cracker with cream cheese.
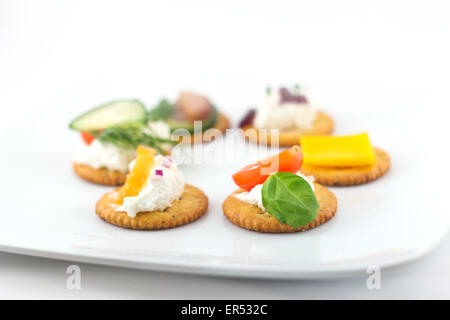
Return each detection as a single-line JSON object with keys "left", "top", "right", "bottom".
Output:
{"left": 96, "top": 184, "right": 208, "bottom": 230}
{"left": 223, "top": 183, "right": 337, "bottom": 233}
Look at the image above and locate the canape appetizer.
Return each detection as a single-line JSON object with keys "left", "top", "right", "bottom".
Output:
{"left": 239, "top": 86, "right": 334, "bottom": 146}
{"left": 223, "top": 146, "right": 337, "bottom": 233}
{"left": 70, "top": 100, "right": 175, "bottom": 185}
{"left": 299, "top": 133, "right": 390, "bottom": 186}
{"left": 96, "top": 146, "right": 208, "bottom": 230}
{"left": 148, "top": 91, "right": 230, "bottom": 143}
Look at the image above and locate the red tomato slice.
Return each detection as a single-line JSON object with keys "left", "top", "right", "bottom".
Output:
{"left": 80, "top": 131, "right": 95, "bottom": 145}
{"left": 232, "top": 146, "right": 303, "bottom": 190}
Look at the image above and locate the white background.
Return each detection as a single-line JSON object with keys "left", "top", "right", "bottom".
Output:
{"left": 0, "top": 0, "right": 449, "bottom": 299}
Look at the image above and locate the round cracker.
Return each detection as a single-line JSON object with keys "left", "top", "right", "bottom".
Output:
{"left": 222, "top": 183, "right": 337, "bottom": 233}
{"left": 300, "top": 147, "right": 390, "bottom": 186}
{"left": 73, "top": 163, "right": 127, "bottom": 186}
{"left": 96, "top": 184, "right": 208, "bottom": 230}
{"left": 242, "top": 111, "right": 334, "bottom": 147}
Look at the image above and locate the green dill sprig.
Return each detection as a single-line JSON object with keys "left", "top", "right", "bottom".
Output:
{"left": 97, "top": 124, "right": 176, "bottom": 154}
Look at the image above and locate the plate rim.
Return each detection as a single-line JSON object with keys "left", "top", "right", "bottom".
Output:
{"left": 0, "top": 226, "right": 447, "bottom": 279}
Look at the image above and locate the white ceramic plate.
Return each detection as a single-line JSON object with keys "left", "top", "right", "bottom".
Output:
{"left": 0, "top": 104, "right": 448, "bottom": 279}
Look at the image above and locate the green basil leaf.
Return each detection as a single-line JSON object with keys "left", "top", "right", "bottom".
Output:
{"left": 147, "top": 99, "right": 174, "bottom": 121}
{"left": 261, "top": 172, "right": 319, "bottom": 228}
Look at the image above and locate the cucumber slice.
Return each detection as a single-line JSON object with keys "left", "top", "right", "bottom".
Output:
{"left": 167, "top": 106, "right": 218, "bottom": 133}
{"left": 69, "top": 100, "right": 146, "bottom": 131}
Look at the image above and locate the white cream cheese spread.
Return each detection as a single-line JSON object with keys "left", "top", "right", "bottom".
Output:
{"left": 253, "top": 88, "right": 317, "bottom": 130}
{"left": 116, "top": 155, "right": 185, "bottom": 217}
{"left": 147, "top": 120, "right": 171, "bottom": 139}
{"left": 73, "top": 140, "right": 136, "bottom": 172}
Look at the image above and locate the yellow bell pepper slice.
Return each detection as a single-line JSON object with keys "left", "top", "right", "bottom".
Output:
{"left": 300, "top": 133, "right": 375, "bottom": 167}
{"left": 116, "top": 145, "right": 156, "bottom": 205}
